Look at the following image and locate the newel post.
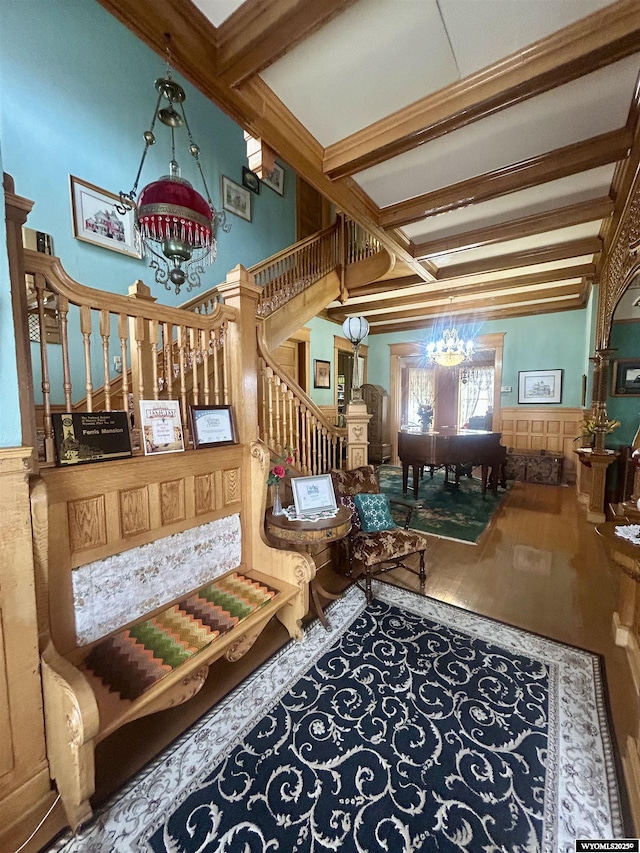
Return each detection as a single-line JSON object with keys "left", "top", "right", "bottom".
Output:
{"left": 343, "top": 400, "right": 371, "bottom": 469}
{"left": 216, "top": 265, "right": 261, "bottom": 446}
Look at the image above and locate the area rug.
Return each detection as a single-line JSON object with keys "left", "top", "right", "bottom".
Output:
{"left": 379, "top": 464, "right": 509, "bottom": 544}
{"left": 48, "top": 582, "right": 625, "bottom": 852}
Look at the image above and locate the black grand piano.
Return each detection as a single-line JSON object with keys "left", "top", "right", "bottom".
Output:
{"left": 398, "top": 428, "right": 507, "bottom": 499}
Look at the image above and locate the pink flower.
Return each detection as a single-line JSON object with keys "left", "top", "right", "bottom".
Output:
{"left": 272, "top": 465, "right": 286, "bottom": 479}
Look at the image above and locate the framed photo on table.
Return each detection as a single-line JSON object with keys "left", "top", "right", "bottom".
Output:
{"left": 612, "top": 359, "right": 640, "bottom": 396}
{"left": 70, "top": 175, "right": 141, "bottom": 258}
{"left": 189, "top": 405, "right": 238, "bottom": 448}
{"left": 518, "top": 369, "right": 562, "bottom": 404}
{"left": 291, "top": 474, "right": 337, "bottom": 516}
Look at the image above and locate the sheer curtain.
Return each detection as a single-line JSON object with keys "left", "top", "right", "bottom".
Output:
{"left": 459, "top": 367, "right": 494, "bottom": 427}
{"left": 406, "top": 367, "right": 436, "bottom": 425}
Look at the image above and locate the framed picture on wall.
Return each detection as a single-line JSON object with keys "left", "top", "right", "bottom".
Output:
{"left": 612, "top": 359, "right": 640, "bottom": 396}
{"left": 70, "top": 175, "right": 141, "bottom": 258}
{"left": 262, "top": 162, "right": 285, "bottom": 196}
{"left": 221, "top": 176, "right": 251, "bottom": 221}
{"left": 518, "top": 369, "right": 562, "bottom": 404}
{"left": 314, "top": 359, "right": 331, "bottom": 388}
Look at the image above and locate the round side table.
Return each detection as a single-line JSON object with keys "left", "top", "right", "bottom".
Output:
{"left": 265, "top": 505, "right": 352, "bottom": 629}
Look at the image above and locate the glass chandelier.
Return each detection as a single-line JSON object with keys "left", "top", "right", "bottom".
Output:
{"left": 426, "top": 326, "right": 474, "bottom": 367}
{"left": 118, "top": 42, "right": 229, "bottom": 295}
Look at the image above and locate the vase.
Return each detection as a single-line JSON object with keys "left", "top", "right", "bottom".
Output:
{"left": 272, "top": 482, "right": 285, "bottom": 515}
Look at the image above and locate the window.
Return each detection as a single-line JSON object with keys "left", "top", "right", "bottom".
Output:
{"left": 458, "top": 367, "right": 494, "bottom": 429}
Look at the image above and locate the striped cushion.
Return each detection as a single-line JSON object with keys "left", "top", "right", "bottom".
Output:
{"left": 82, "top": 573, "right": 275, "bottom": 701}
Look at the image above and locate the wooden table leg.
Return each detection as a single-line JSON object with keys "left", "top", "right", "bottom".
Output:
{"left": 310, "top": 580, "right": 343, "bottom": 630}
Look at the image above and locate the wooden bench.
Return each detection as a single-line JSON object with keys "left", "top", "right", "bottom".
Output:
{"left": 32, "top": 441, "right": 314, "bottom": 831}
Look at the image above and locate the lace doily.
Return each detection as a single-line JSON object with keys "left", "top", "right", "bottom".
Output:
{"left": 281, "top": 505, "right": 339, "bottom": 523}
{"left": 614, "top": 524, "right": 640, "bottom": 545}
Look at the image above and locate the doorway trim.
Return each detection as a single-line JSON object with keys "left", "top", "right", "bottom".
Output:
{"left": 389, "top": 333, "right": 504, "bottom": 463}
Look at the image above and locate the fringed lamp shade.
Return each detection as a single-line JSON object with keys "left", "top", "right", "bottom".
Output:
{"left": 137, "top": 175, "right": 216, "bottom": 276}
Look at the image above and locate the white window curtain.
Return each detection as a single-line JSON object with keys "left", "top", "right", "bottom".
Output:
{"left": 407, "top": 368, "right": 435, "bottom": 425}
{"left": 459, "top": 367, "right": 494, "bottom": 427}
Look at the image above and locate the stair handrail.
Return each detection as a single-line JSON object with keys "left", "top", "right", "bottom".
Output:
{"left": 257, "top": 326, "right": 347, "bottom": 475}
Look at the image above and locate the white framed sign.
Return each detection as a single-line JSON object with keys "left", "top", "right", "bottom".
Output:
{"left": 291, "top": 474, "right": 337, "bottom": 516}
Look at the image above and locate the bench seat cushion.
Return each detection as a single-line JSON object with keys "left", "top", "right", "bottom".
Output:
{"left": 81, "top": 572, "right": 275, "bottom": 701}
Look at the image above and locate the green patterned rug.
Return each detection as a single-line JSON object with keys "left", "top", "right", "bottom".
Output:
{"left": 378, "top": 465, "right": 509, "bottom": 544}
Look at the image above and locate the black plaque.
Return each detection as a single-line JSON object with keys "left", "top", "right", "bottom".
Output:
{"left": 52, "top": 411, "right": 132, "bottom": 466}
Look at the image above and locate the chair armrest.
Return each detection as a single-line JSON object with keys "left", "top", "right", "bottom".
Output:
{"left": 389, "top": 497, "right": 420, "bottom": 529}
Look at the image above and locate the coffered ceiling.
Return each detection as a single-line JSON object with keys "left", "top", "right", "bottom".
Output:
{"left": 98, "top": 0, "right": 640, "bottom": 334}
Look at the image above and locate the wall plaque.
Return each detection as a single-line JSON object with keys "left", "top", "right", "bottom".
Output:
{"left": 52, "top": 411, "right": 132, "bottom": 466}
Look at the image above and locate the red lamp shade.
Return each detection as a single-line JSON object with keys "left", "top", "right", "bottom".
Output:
{"left": 137, "top": 175, "right": 214, "bottom": 254}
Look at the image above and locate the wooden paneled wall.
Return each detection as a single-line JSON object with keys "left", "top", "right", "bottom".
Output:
{"left": 498, "top": 406, "right": 584, "bottom": 482}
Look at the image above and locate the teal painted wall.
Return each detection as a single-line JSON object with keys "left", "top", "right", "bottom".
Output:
{"left": 0, "top": 142, "right": 23, "bottom": 446}
{"left": 366, "top": 307, "right": 592, "bottom": 409}
{"left": 307, "top": 316, "right": 343, "bottom": 407}
{"left": 0, "top": 0, "right": 296, "bottom": 412}
{"left": 0, "top": 0, "right": 295, "bottom": 301}
{"left": 608, "top": 321, "right": 640, "bottom": 447}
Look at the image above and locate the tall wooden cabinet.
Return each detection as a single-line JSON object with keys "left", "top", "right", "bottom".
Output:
{"left": 362, "top": 384, "right": 391, "bottom": 464}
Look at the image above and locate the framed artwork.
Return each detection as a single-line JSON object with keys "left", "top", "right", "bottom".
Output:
{"left": 70, "top": 175, "right": 141, "bottom": 258}
{"left": 242, "top": 166, "right": 260, "bottom": 194}
{"left": 222, "top": 176, "right": 251, "bottom": 221}
{"left": 314, "top": 359, "right": 331, "bottom": 388}
{"left": 518, "top": 369, "right": 563, "bottom": 404}
{"left": 52, "top": 411, "right": 132, "bottom": 466}
{"left": 189, "top": 404, "right": 238, "bottom": 448}
{"left": 612, "top": 359, "right": 640, "bottom": 396}
{"left": 139, "top": 400, "right": 185, "bottom": 455}
{"left": 262, "top": 162, "right": 285, "bottom": 196}
{"left": 291, "top": 474, "right": 337, "bottom": 516}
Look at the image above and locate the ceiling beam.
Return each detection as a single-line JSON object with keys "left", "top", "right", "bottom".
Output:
{"left": 366, "top": 296, "right": 587, "bottom": 334}
{"left": 412, "top": 197, "right": 614, "bottom": 258}
{"left": 435, "top": 237, "right": 602, "bottom": 279}
{"left": 322, "top": 0, "right": 640, "bottom": 179}
{"left": 379, "top": 128, "right": 631, "bottom": 230}
{"left": 216, "top": 0, "right": 358, "bottom": 86}
{"left": 328, "top": 266, "right": 593, "bottom": 319}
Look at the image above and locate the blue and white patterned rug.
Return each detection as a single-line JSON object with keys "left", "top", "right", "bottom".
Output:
{"left": 49, "top": 582, "right": 625, "bottom": 852}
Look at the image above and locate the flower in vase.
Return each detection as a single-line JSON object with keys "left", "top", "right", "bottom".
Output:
{"left": 267, "top": 447, "right": 296, "bottom": 485}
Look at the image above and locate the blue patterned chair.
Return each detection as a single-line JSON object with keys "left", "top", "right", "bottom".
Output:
{"left": 330, "top": 466, "right": 429, "bottom": 603}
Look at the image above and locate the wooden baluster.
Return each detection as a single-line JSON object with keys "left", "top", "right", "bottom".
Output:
{"left": 149, "top": 320, "right": 159, "bottom": 401}
{"left": 274, "top": 375, "right": 282, "bottom": 454}
{"left": 34, "top": 274, "right": 54, "bottom": 461}
{"left": 57, "top": 294, "right": 73, "bottom": 412}
{"left": 118, "top": 314, "right": 129, "bottom": 413}
{"left": 177, "top": 325, "right": 188, "bottom": 429}
{"left": 321, "top": 428, "right": 328, "bottom": 474}
{"left": 80, "top": 305, "right": 94, "bottom": 411}
{"left": 293, "top": 398, "right": 301, "bottom": 470}
{"left": 299, "top": 407, "right": 307, "bottom": 474}
{"left": 221, "top": 323, "right": 230, "bottom": 405}
{"left": 266, "top": 367, "right": 275, "bottom": 451}
{"left": 286, "top": 389, "right": 295, "bottom": 453}
{"left": 189, "top": 326, "right": 198, "bottom": 406}
{"left": 306, "top": 412, "right": 313, "bottom": 474}
{"left": 160, "top": 322, "right": 171, "bottom": 399}
{"left": 201, "top": 329, "right": 210, "bottom": 405}
{"left": 212, "top": 327, "right": 220, "bottom": 404}
{"left": 100, "top": 309, "right": 111, "bottom": 410}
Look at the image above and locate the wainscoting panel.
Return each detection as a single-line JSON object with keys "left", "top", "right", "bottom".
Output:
{"left": 498, "top": 407, "right": 584, "bottom": 483}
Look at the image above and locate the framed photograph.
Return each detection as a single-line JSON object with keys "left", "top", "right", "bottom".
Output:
{"left": 518, "top": 369, "right": 563, "bottom": 404}
{"left": 222, "top": 175, "right": 251, "bottom": 221}
{"left": 70, "top": 175, "right": 141, "bottom": 258}
{"left": 262, "top": 162, "right": 284, "bottom": 196}
{"left": 314, "top": 359, "right": 331, "bottom": 388}
{"left": 189, "top": 404, "right": 238, "bottom": 448}
{"left": 139, "top": 400, "right": 184, "bottom": 455}
{"left": 242, "top": 166, "right": 260, "bottom": 194}
{"left": 612, "top": 359, "right": 640, "bottom": 396}
{"left": 291, "top": 474, "right": 337, "bottom": 516}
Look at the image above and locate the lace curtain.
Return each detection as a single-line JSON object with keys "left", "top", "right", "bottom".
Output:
{"left": 459, "top": 367, "right": 494, "bottom": 427}
{"left": 407, "top": 368, "right": 435, "bottom": 425}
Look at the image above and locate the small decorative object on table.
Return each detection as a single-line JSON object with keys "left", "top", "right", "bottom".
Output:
{"left": 267, "top": 447, "right": 295, "bottom": 516}
{"left": 417, "top": 403, "right": 433, "bottom": 431}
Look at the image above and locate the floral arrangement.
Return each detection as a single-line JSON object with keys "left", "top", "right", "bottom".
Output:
{"left": 574, "top": 415, "right": 621, "bottom": 443}
{"left": 417, "top": 403, "right": 433, "bottom": 420}
{"left": 267, "top": 447, "right": 295, "bottom": 485}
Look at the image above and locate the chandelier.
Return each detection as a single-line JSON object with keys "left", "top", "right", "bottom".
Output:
{"left": 118, "top": 43, "right": 229, "bottom": 295}
{"left": 426, "top": 326, "right": 474, "bottom": 367}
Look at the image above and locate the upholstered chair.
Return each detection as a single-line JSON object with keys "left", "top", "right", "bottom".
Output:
{"left": 330, "top": 465, "right": 429, "bottom": 603}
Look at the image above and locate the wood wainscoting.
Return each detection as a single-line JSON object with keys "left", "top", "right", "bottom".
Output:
{"left": 498, "top": 406, "right": 584, "bottom": 484}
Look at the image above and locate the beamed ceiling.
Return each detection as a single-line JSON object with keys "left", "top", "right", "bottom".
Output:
{"left": 97, "top": 0, "right": 640, "bottom": 334}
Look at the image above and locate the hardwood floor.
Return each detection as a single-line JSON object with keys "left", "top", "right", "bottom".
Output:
{"left": 45, "top": 481, "right": 639, "bottom": 848}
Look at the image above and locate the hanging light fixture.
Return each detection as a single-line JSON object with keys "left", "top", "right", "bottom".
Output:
{"left": 426, "top": 299, "right": 474, "bottom": 367}
{"left": 118, "top": 38, "right": 229, "bottom": 295}
{"left": 342, "top": 316, "right": 369, "bottom": 402}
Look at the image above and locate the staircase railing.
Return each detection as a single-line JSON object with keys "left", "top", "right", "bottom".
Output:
{"left": 258, "top": 329, "right": 347, "bottom": 475}
{"left": 23, "top": 250, "right": 237, "bottom": 465}
{"left": 182, "top": 215, "right": 383, "bottom": 318}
